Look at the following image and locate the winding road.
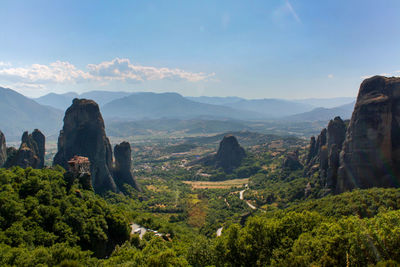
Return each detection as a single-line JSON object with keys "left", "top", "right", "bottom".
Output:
{"left": 240, "top": 184, "right": 257, "bottom": 210}
{"left": 216, "top": 184, "right": 257, "bottom": 236}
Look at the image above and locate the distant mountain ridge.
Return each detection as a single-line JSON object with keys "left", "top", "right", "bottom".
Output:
{"left": 292, "top": 97, "right": 355, "bottom": 108}
{"left": 0, "top": 88, "right": 357, "bottom": 140}
{"left": 34, "top": 91, "right": 131, "bottom": 110}
{"left": 101, "top": 92, "right": 264, "bottom": 121}
{"left": 284, "top": 102, "right": 355, "bottom": 122}
{"left": 0, "top": 87, "right": 63, "bottom": 139}
{"left": 222, "top": 99, "right": 314, "bottom": 117}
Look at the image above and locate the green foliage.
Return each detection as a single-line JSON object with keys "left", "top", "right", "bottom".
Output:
{"left": 0, "top": 167, "right": 130, "bottom": 265}
{"left": 286, "top": 187, "right": 400, "bottom": 218}
{"left": 2, "top": 165, "right": 400, "bottom": 266}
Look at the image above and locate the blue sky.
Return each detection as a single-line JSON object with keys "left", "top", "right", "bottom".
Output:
{"left": 0, "top": 0, "right": 399, "bottom": 98}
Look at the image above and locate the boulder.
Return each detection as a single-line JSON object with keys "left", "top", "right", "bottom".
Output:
{"left": 337, "top": 76, "right": 400, "bottom": 192}
{"left": 53, "top": 98, "right": 117, "bottom": 193}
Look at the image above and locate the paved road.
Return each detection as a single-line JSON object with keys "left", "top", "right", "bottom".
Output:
{"left": 239, "top": 184, "right": 256, "bottom": 210}
{"left": 245, "top": 200, "right": 257, "bottom": 210}
{"left": 239, "top": 184, "right": 248, "bottom": 200}
{"left": 216, "top": 184, "right": 256, "bottom": 236}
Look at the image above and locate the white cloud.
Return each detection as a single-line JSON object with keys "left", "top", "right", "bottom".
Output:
{"left": 328, "top": 74, "right": 334, "bottom": 79}
{"left": 0, "top": 61, "right": 11, "bottom": 68}
{"left": 87, "top": 58, "right": 214, "bottom": 82}
{"left": 0, "top": 58, "right": 214, "bottom": 92}
{"left": 0, "top": 61, "right": 92, "bottom": 83}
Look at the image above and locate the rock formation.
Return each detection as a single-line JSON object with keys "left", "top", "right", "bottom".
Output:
{"left": 337, "top": 76, "right": 400, "bottom": 192}
{"left": 326, "top": 117, "right": 346, "bottom": 189}
{"left": 4, "top": 147, "right": 17, "bottom": 167}
{"left": 215, "top": 135, "right": 246, "bottom": 172}
{"left": 305, "top": 117, "right": 347, "bottom": 191}
{"left": 306, "top": 136, "right": 317, "bottom": 164}
{"left": 5, "top": 130, "right": 45, "bottom": 169}
{"left": 113, "top": 142, "right": 141, "bottom": 192}
{"left": 31, "top": 129, "right": 45, "bottom": 169}
{"left": 53, "top": 98, "right": 117, "bottom": 194}
{"left": 0, "top": 131, "right": 6, "bottom": 167}
{"left": 283, "top": 151, "right": 303, "bottom": 171}
{"left": 306, "top": 76, "right": 400, "bottom": 193}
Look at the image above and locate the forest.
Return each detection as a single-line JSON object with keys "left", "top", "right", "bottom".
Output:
{"left": 0, "top": 166, "right": 399, "bottom": 266}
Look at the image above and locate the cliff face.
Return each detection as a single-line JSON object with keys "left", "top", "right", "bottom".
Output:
{"left": 31, "top": 129, "right": 45, "bottom": 169}
{"left": 305, "top": 76, "right": 400, "bottom": 193}
{"left": 215, "top": 135, "right": 246, "bottom": 172}
{"left": 53, "top": 99, "right": 117, "bottom": 193}
{"left": 5, "top": 130, "right": 45, "bottom": 169}
{"left": 0, "top": 131, "right": 6, "bottom": 167}
{"left": 113, "top": 142, "right": 141, "bottom": 192}
{"left": 305, "top": 117, "right": 347, "bottom": 192}
{"left": 337, "top": 76, "right": 400, "bottom": 192}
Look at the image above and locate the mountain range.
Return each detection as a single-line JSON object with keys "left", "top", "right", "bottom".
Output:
{"left": 0, "top": 87, "right": 355, "bottom": 139}
{"left": 0, "top": 87, "right": 63, "bottom": 139}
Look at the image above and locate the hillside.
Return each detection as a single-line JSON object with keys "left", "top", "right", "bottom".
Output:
{"left": 186, "top": 96, "right": 244, "bottom": 105}
{"left": 222, "top": 98, "right": 315, "bottom": 117}
{"left": 0, "top": 87, "right": 63, "bottom": 139}
{"left": 292, "top": 97, "right": 355, "bottom": 108}
{"left": 106, "top": 119, "right": 252, "bottom": 137}
{"left": 284, "top": 101, "right": 355, "bottom": 121}
{"left": 34, "top": 92, "right": 79, "bottom": 111}
{"left": 102, "top": 92, "right": 264, "bottom": 121}
{"left": 34, "top": 91, "right": 131, "bottom": 110}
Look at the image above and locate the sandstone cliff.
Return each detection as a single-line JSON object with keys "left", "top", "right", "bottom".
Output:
{"left": 337, "top": 76, "right": 400, "bottom": 192}
{"left": 5, "top": 130, "right": 45, "bottom": 169}
{"left": 53, "top": 99, "right": 117, "bottom": 193}
{"left": 305, "top": 117, "right": 347, "bottom": 192}
{"left": 215, "top": 135, "right": 246, "bottom": 172}
{"left": 113, "top": 142, "right": 141, "bottom": 192}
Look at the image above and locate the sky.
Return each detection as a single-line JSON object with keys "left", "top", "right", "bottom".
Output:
{"left": 0, "top": 0, "right": 399, "bottom": 99}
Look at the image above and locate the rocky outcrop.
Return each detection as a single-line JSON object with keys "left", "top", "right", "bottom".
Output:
{"left": 0, "top": 131, "right": 6, "bottom": 167}
{"left": 53, "top": 99, "right": 117, "bottom": 194}
{"left": 113, "top": 142, "right": 141, "bottom": 192}
{"left": 304, "top": 128, "right": 327, "bottom": 177}
{"left": 337, "top": 76, "right": 400, "bottom": 192}
{"left": 31, "top": 129, "right": 45, "bottom": 169}
{"left": 306, "top": 136, "right": 316, "bottom": 164}
{"left": 305, "top": 117, "right": 347, "bottom": 191}
{"left": 5, "top": 130, "right": 45, "bottom": 169}
{"left": 283, "top": 151, "right": 303, "bottom": 171}
{"left": 215, "top": 135, "right": 246, "bottom": 172}
{"left": 4, "top": 147, "right": 17, "bottom": 167}
{"left": 325, "top": 117, "right": 346, "bottom": 189}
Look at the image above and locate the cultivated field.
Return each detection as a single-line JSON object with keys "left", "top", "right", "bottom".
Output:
{"left": 183, "top": 178, "right": 249, "bottom": 189}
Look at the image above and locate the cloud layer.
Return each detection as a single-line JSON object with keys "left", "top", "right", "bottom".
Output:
{"left": 0, "top": 58, "right": 214, "bottom": 86}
